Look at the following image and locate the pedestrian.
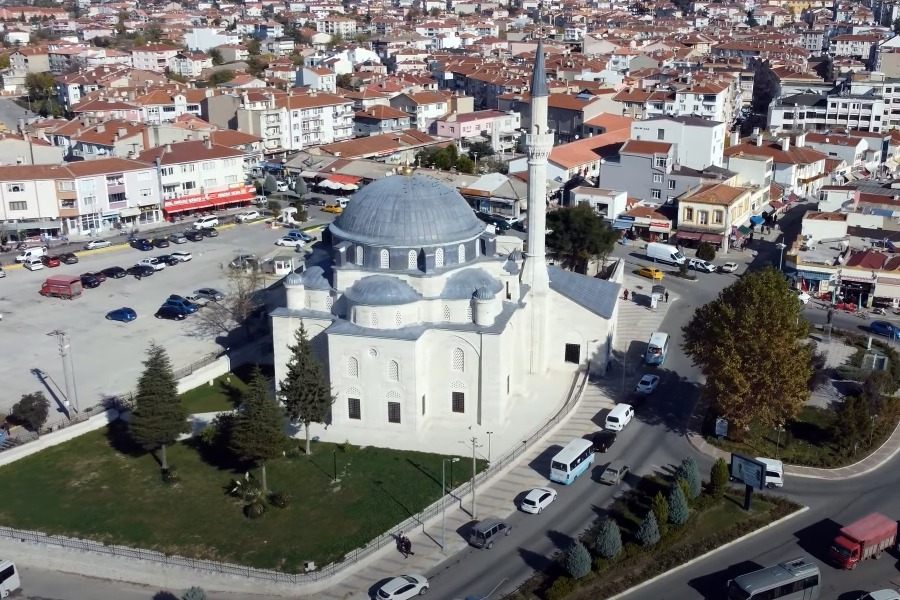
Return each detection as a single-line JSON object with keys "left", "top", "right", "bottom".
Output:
{"left": 398, "top": 534, "right": 407, "bottom": 558}
{"left": 404, "top": 538, "right": 414, "bottom": 556}
{"left": 630, "top": 290, "right": 635, "bottom": 302}
{"left": 664, "top": 291, "right": 669, "bottom": 303}
{"left": 623, "top": 289, "right": 629, "bottom": 301}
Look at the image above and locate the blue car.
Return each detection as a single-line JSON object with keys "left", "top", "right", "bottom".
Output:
{"left": 165, "top": 295, "right": 199, "bottom": 314}
{"left": 869, "top": 320, "right": 900, "bottom": 338}
{"left": 106, "top": 307, "right": 137, "bottom": 322}
{"left": 130, "top": 238, "right": 153, "bottom": 251}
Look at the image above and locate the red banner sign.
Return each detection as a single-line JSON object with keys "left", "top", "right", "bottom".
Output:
{"left": 163, "top": 186, "right": 254, "bottom": 212}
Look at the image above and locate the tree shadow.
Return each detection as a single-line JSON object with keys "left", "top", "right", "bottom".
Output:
{"left": 405, "top": 458, "right": 441, "bottom": 488}
{"left": 182, "top": 436, "right": 243, "bottom": 472}
{"left": 546, "top": 529, "right": 573, "bottom": 552}
{"left": 151, "top": 592, "right": 179, "bottom": 600}
{"left": 372, "top": 479, "right": 414, "bottom": 520}
{"left": 688, "top": 560, "right": 764, "bottom": 599}
{"left": 517, "top": 546, "right": 555, "bottom": 573}
{"left": 105, "top": 420, "right": 145, "bottom": 458}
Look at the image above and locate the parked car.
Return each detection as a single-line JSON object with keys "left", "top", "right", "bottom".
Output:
{"left": 101, "top": 266, "right": 127, "bottom": 279}
{"left": 637, "top": 267, "right": 664, "bottom": 280}
{"left": 375, "top": 575, "right": 429, "bottom": 600}
{"left": 599, "top": 463, "right": 630, "bottom": 486}
{"left": 322, "top": 204, "right": 343, "bottom": 214}
{"left": 520, "top": 487, "right": 557, "bottom": 514}
{"left": 475, "top": 211, "right": 511, "bottom": 231}
{"left": 192, "top": 287, "right": 225, "bottom": 301}
{"left": 152, "top": 237, "right": 170, "bottom": 248}
{"left": 156, "top": 254, "right": 181, "bottom": 266}
{"left": 155, "top": 305, "right": 187, "bottom": 320}
{"left": 170, "top": 251, "right": 192, "bottom": 262}
{"left": 870, "top": 321, "right": 900, "bottom": 339}
{"left": 79, "top": 273, "right": 101, "bottom": 288}
{"left": 193, "top": 216, "right": 219, "bottom": 229}
{"left": 24, "top": 257, "right": 44, "bottom": 271}
{"left": 688, "top": 258, "right": 716, "bottom": 273}
{"left": 137, "top": 257, "right": 166, "bottom": 271}
{"left": 634, "top": 374, "right": 660, "bottom": 395}
{"left": 796, "top": 290, "right": 811, "bottom": 305}
{"left": 59, "top": 252, "right": 78, "bottom": 265}
{"left": 592, "top": 430, "right": 617, "bottom": 453}
{"left": 276, "top": 181, "right": 289, "bottom": 192}
{"left": 168, "top": 233, "right": 188, "bottom": 244}
{"left": 184, "top": 293, "right": 209, "bottom": 307}
{"left": 229, "top": 254, "right": 258, "bottom": 270}
{"left": 184, "top": 229, "right": 204, "bottom": 242}
{"left": 106, "top": 307, "right": 137, "bottom": 322}
{"left": 236, "top": 210, "right": 260, "bottom": 222}
{"left": 276, "top": 236, "right": 303, "bottom": 247}
{"left": 84, "top": 239, "right": 112, "bottom": 250}
{"left": 306, "top": 196, "right": 326, "bottom": 206}
{"left": 286, "top": 229, "right": 315, "bottom": 243}
{"left": 719, "top": 262, "right": 739, "bottom": 273}
{"left": 127, "top": 264, "right": 155, "bottom": 278}
{"left": 88, "top": 271, "right": 107, "bottom": 282}
{"left": 130, "top": 238, "right": 153, "bottom": 251}
{"left": 254, "top": 194, "right": 268, "bottom": 206}
{"left": 41, "top": 255, "right": 61, "bottom": 268}
{"left": 199, "top": 227, "right": 219, "bottom": 238}
{"left": 165, "top": 295, "right": 199, "bottom": 314}
{"left": 0, "top": 266, "right": 5, "bottom": 278}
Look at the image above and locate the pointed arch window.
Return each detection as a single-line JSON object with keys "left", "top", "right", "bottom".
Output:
{"left": 466, "top": 305, "right": 473, "bottom": 322}
{"left": 435, "top": 247, "right": 444, "bottom": 267}
{"left": 388, "top": 359, "right": 400, "bottom": 382}
{"left": 458, "top": 244, "right": 466, "bottom": 263}
{"left": 407, "top": 249, "right": 417, "bottom": 269}
{"left": 371, "top": 312, "right": 379, "bottom": 328}
{"left": 347, "top": 356, "right": 359, "bottom": 378}
{"left": 355, "top": 245, "right": 363, "bottom": 265}
{"left": 442, "top": 305, "right": 451, "bottom": 322}
{"left": 379, "top": 248, "right": 389, "bottom": 269}
{"left": 394, "top": 311, "right": 402, "bottom": 327}
{"left": 452, "top": 347, "right": 464, "bottom": 372}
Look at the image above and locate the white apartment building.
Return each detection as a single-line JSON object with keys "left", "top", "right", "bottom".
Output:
{"left": 64, "top": 158, "right": 162, "bottom": 234}
{"left": 185, "top": 29, "right": 240, "bottom": 52}
{"left": 169, "top": 52, "right": 213, "bottom": 78}
{"left": 279, "top": 90, "right": 354, "bottom": 150}
{"left": 130, "top": 44, "right": 180, "bottom": 73}
{"left": 0, "top": 165, "right": 67, "bottom": 232}
{"left": 316, "top": 16, "right": 357, "bottom": 36}
{"left": 236, "top": 91, "right": 288, "bottom": 157}
{"left": 631, "top": 115, "right": 726, "bottom": 170}
{"left": 614, "top": 82, "right": 739, "bottom": 126}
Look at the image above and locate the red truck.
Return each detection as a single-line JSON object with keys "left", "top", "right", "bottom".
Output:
{"left": 829, "top": 512, "right": 898, "bottom": 569}
{"left": 39, "top": 275, "right": 82, "bottom": 300}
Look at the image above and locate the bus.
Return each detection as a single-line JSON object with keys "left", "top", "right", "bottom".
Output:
{"left": 726, "top": 557, "right": 820, "bottom": 600}
{"left": 549, "top": 439, "right": 595, "bottom": 485}
{"left": 0, "top": 560, "right": 20, "bottom": 597}
{"left": 645, "top": 332, "right": 670, "bottom": 365}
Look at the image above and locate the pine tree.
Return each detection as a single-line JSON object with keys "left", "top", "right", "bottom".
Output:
{"left": 129, "top": 343, "right": 190, "bottom": 471}
{"left": 182, "top": 587, "right": 208, "bottom": 600}
{"left": 678, "top": 457, "right": 702, "bottom": 499}
{"left": 595, "top": 517, "right": 622, "bottom": 559}
{"left": 651, "top": 491, "right": 669, "bottom": 531}
{"left": 637, "top": 511, "right": 660, "bottom": 547}
{"left": 668, "top": 484, "right": 690, "bottom": 525}
{"left": 563, "top": 539, "right": 591, "bottom": 579}
{"left": 710, "top": 457, "right": 729, "bottom": 498}
{"left": 229, "top": 366, "right": 288, "bottom": 491}
{"left": 279, "top": 325, "right": 334, "bottom": 455}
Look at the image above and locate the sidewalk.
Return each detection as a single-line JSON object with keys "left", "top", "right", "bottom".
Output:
{"left": 315, "top": 287, "right": 676, "bottom": 600}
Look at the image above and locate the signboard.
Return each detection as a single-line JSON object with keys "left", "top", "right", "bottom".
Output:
{"left": 649, "top": 220, "right": 669, "bottom": 229}
{"left": 163, "top": 185, "right": 253, "bottom": 211}
{"left": 730, "top": 454, "right": 766, "bottom": 491}
{"left": 618, "top": 215, "right": 635, "bottom": 222}
{"left": 715, "top": 418, "right": 728, "bottom": 438}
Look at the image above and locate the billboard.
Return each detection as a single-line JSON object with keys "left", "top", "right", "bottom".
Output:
{"left": 730, "top": 454, "right": 766, "bottom": 490}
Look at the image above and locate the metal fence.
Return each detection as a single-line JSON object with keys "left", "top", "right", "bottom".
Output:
{"left": 0, "top": 365, "right": 592, "bottom": 585}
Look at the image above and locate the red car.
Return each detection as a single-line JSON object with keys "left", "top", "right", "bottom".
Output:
{"left": 41, "top": 255, "right": 61, "bottom": 267}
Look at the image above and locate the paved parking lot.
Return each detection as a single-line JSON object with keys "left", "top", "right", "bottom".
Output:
{"left": 0, "top": 213, "right": 333, "bottom": 414}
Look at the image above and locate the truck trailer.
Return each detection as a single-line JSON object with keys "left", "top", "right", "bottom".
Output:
{"left": 39, "top": 275, "right": 82, "bottom": 300}
{"left": 829, "top": 512, "right": 898, "bottom": 569}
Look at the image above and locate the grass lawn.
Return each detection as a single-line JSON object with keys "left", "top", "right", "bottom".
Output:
{"left": 0, "top": 422, "right": 481, "bottom": 572}
{"left": 178, "top": 364, "right": 272, "bottom": 414}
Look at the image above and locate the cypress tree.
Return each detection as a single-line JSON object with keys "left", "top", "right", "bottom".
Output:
{"left": 279, "top": 324, "right": 334, "bottom": 456}
{"left": 710, "top": 457, "right": 730, "bottom": 498}
{"left": 668, "top": 483, "right": 690, "bottom": 525}
{"left": 563, "top": 540, "right": 591, "bottom": 579}
{"left": 637, "top": 511, "right": 660, "bottom": 547}
{"left": 651, "top": 491, "right": 669, "bottom": 532}
{"left": 679, "top": 456, "right": 702, "bottom": 499}
{"left": 595, "top": 517, "right": 622, "bottom": 559}
{"left": 229, "top": 366, "right": 288, "bottom": 491}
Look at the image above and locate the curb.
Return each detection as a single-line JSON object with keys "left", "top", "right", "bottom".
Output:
{"left": 607, "top": 506, "right": 810, "bottom": 600}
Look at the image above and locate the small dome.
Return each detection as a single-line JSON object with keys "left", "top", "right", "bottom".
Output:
{"left": 474, "top": 286, "right": 496, "bottom": 301}
{"left": 344, "top": 275, "right": 422, "bottom": 306}
{"left": 441, "top": 268, "right": 504, "bottom": 300}
{"left": 329, "top": 174, "right": 485, "bottom": 247}
{"left": 503, "top": 259, "right": 520, "bottom": 275}
{"left": 300, "top": 266, "right": 331, "bottom": 290}
{"left": 509, "top": 249, "right": 523, "bottom": 261}
{"left": 284, "top": 272, "right": 304, "bottom": 287}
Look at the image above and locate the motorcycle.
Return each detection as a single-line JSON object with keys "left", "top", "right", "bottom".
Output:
{"left": 873, "top": 307, "right": 887, "bottom": 316}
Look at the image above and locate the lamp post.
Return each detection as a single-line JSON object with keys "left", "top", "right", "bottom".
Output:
{"left": 461, "top": 436, "right": 482, "bottom": 518}
{"left": 48, "top": 330, "right": 78, "bottom": 415}
{"left": 775, "top": 242, "right": 786, "bottom": 271}
{"left": 486, "top": 431, "right": 493, "bottom": 463}
{"left": 441, "top": 457, "right": 460, "bottom": 551}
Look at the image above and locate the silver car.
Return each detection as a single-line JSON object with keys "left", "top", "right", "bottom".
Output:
{"left": 599, "top": 463, "right": 629, "bottom": 486}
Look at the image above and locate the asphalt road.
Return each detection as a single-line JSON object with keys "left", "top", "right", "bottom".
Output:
{"left": 0, "top": 96, "right": 33, "bottom": 130}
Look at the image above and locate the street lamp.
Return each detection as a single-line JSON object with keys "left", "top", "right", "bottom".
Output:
{"left": 486, "top": 431, "right": 494, "bottom": 463}
{"left": 441, "top": 457, "right": 460, "bottom": 551}
{"left": 48, "top": 330, "right": 78, "bottom": 416}
{"left": 775, "top": 242, "right": 786, "bottom": 271}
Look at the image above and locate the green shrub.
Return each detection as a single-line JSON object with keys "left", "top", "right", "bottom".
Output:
{"left": 636, "top": 511, "right": 660, "bottom": 547}
{"left": 545, "top": 576, "right": 576, "bottom": 600}
{"left": 709, "top": 458, "right": 729, "bottom": 498}
{"left": 651, "top": 491, "right": 669, "bottom": 532}
{"left": 594, "top": 517, "right": 622, "bottom": 559}
{"left": 677, "top": 477, "right": 691, "bottom": 503}
{"left": 340, "top": 439, "right": 356, "bottom": 453}
{"left": 244, "top": 499, "right": 267, "bottom": 519}
{"left": 182, "top": 587, "right": 208, "bottom": 600}
{"left": 668, "top": 483, "right": 690, "bottom": 525}
{"left": 564, "top": 540, "right": 592, "bottom": 579}
{"left": 228, "top": 472, "right": 263, "bottom": 502}
{"left": 10, "top": 392, "right": 50, "bottom": 432}
{"left": 269, "top": 491, "right": 292, "bottom": 509}
{"left": 161, "top": 467, "right": 181, "bottom": 486}
{"left": 696, "top": 242, "right": 716, "bottom": 262}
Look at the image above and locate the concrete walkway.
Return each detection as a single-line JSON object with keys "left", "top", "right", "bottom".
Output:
{"left": 315, "top": 287, "right": 675, "bottom": 600}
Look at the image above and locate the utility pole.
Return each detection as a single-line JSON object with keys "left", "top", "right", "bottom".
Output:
{"left": 48, "top": 330, "right": 78, "bottom": 415}
{"left": 467, "top": 436, "right": 482, "bottom": 518}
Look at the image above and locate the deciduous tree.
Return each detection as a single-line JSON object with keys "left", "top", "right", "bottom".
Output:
{"left": 546, "top": 204, "right": 618, "bottom": 274}
{"left": 278, "top": 325, "right": 334, "bottom": 455}
{"left": 11, "top": 392, "right": 50, "bottom": 432}
{"left": 229, "top": 366, "right": 288, "bottom": 491}
{"left": 194, "top": 267, "right": 265, "bottom": 337}
{"left": 129, "top": 343, "right": 190, "bottom": 470}
{"left": 182, "top": 587, "right": 208, "bottom": 600}
{"left": 682, "top": 266, "right": 812, "bottom": 431}
{"left": 208, "top": 48, "right": 224, "bottom": 65}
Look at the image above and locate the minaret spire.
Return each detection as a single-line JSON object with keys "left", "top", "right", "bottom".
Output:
{"left": 521, "top": 32, "right": 554, "bottom": 375}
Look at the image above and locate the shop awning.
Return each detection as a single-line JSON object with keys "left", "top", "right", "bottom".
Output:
{"left": 163, "top": 187, "right": 254, "bottom": 213}
{"left": 700, "top": 233, "right": 723, "bottom": 244}
{"left": 737, "top": 225, "right": 752, "bottom": 235}
{"left": 649, "top": 225, "right": 670, "bottom": 233}
{"left": 119, "top": 207, "right": 141, "bottom": 218}
{"left": 770, "top": 200, "right": 784, "bottom": 210}
{"left": 612, "top": 218, "right": 634, "bottom": 230}
{"left": 3, "top": 219, "right": 61, "bottom": 231}
{"left": 673, "top": 230, "right": 702, "bottom": 241}
{"left": 322, "top": 174, "right": 361, "bottom": 191}
{"left": 138, "top": 199, "right": 159, "bottom": 208}
{"left": 749, "top": 215, "right": 764, "bottom": 225}
{"left": 299, "top": 170, "right": 319, "bottom": 178}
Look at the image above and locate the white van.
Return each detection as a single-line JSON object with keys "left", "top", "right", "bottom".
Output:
{"left": 193, "top": 216, "right": 219, "bottom": 229}
{"left": 605, "top": 404, "right": 634, "bottom": 431}
{"left": 646, "top": 242, "right": 686, "bottom": 265}
{"left": 15, "top": 246, "right": 47, "bottom": 263}
{"left": 756, "top": 457, "right": 784, "bottom": 488}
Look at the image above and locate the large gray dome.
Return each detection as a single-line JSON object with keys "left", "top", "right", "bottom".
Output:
{"left": 344, "top": 275, "right": 422, "bottom": 306}
{"left": 329, "top": 174, "right": 485, "bottom": 247}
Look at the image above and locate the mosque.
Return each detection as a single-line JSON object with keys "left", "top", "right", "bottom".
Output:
{"left": 270, "top": 42, "right": 622, "bottom": 453}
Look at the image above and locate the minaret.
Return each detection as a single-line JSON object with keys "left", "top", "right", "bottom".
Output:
{"left": 521, "top": 38, "right": 554, "bottom": 375}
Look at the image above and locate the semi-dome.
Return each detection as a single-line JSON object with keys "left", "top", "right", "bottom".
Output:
{"left": 474, "top": 286, "right": 496, "bottom": 301}
{"left": 329, "top": 174, "right": 486, "bottom": 247}
{"left": 344, "top": 275, "right": 422, "bottom": 306}
{"left": 300, "top": 266, "right": 331, "bottom": 290}
{"left": 441, "top": 268, "right": 504, "bottom": 300}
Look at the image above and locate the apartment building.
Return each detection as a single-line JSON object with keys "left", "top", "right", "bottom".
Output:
{"left": 630, "top": 116, "right": 726, "bottom": 170}
{"left": 131, "top": 44, "right": 180, "bottom": 73}
{"left": 279, "top": 90, "right": 354, "bottom": 149}
{"left": 0, "top": 165, "right": 67, "bottom": 234}
{"left": 136, "top": 139, "right": 252, "bottom": 218}
{"left": 390, "top": 91, "right": 450, "bottom": 132}
{"left": 614, "top": 82, "right": 738, "bottom": 126}
{"left": 0, "top": 132, "right": 64, "bottom": 165}
{"left": 829, "top": 34, "right": 881, "bottom": 63}
{"left": 724, "top": 132, "right": 828, "bottom": 198}
{"left": 675, "top": 182, "right": 756, "bottom": 251}
{"left": 9, "top": 48, "right": 50, "bottom": 74}
{"left": 185, "top": 27, "right": 241, "bottom": 51}
{"left": 433, "top": 109, "right": 521, "bottom": 152}
{"left": 169, "top": 52, "right": 213, "bottom": 78}
{"left": 316, "top": 16, "right": 357, "bottom": 36}
{"left": 236, "top": 91, "right": 289, "bottom": 157}
{"left": 353, "top": 105, "right": 412, "bottom": 137}
{"left": 296, "top": 67, "right": 337, "bottom": 93}
{"left": 137, "top": 89, "right": 208, "bottom": 124}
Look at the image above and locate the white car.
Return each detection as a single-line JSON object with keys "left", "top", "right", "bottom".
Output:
{"left": 254, "top": 195, "right": 268, "bottom": 206}
{"left": 24, "top": 258, "right": 44, "bottom": 271}
{"left": 276, "top": 181, "right": 289, "bottom": 192}
{"left": 858, "top": 590, "right": 900, "bottom": 600}
{"left": 376, "top": 574, "right": 428, "bottom": 600}
{"left": 237, "top": 210, "right": 260, "bottom": 222}
{"left": 634, "top": 374, "right": 660, "bottom": 395}
{"left": 719, "top": 262, "right": 738, "bottom": 273}
{"left": 521, "top": 487, "right": 557, "bottom": 514}
{"left": 0, "top": 266, "right": 5, "bottom": 278}
{"left": 170, "top": 251, "right": 193, "bottom": 262}
{"left": 137, "top": 257, "right": 166, "bottom": 271}
{"left": 193, "top": 216, "right": 219, "bottom": 229}
{"left": 796, "top": 290, "right": 811, "bottom": 305}
{"left": 688, "top": 258, "right": 716, "bottom": 273}
{"left": 84, "top": 239, "right": 112, "bottom": 250}
{"left": 275, "top": 236, "right": 303, "bottom": 247}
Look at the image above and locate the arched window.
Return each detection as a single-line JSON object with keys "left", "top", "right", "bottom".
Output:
{"left": 442, "top": 305, "right": 451, "bottom": 322}
{"left": 355, "top": 245, "right": 363, "bottom": 265}
{"left": 435, "top": 247, "right": 444, "bottom": 267}
{"left": 388, "top": 360, "right": 400, "bottom": 381}
{"left": 379, "top": 248, "right": 389, "bottom": 269}
{"left": 347, "top": 356, "right": 359, "bottom": 378}
{"left": 458, "top": 244, "right": 466, "bottom": 263}
{"left": 452, "top": 348, "right": 464, "bottom": 372}
{"left": 466, "top": 305, "right": 473, "bottom": 322}
{"left": 371, "top": 312, "right": 379, "bottom": 328}
{"left": 325, "top": 296, "right": 334, "bottom": 310}
{"left": 394, "top": 311, "right": 402, "bottom": 327}
{"left": 407, "top": 250, "right": 417, "bottom": 270}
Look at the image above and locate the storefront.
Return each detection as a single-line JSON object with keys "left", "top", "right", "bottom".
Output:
{"left": 162, "top": 185, "right": 254, "bottom": 220}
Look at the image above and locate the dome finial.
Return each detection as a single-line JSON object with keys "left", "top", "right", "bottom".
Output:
{"left": 399, "top": 159, "right": 414, "bottom": 176}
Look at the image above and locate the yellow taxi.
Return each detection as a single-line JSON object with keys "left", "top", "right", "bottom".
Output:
{"left": 322, "top": 205, "right": 343, "bottom": 214}
{"left": 636, "top": 267, "right": 664, "bottom": 281}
